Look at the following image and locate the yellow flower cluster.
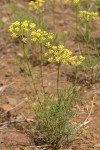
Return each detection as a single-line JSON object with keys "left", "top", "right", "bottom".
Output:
{"left": 31, "top": 29, "right": 54, "bottom": 44}
{"left": 69, "top": 55, "right": 85, "bottom": 66}
{"left": 78, "top": 11, "right": 99, "bottom": 22}
{"left": 9, "top": 20, "right": 54, "bottom": 45}
{"left": 9, "top": 20, "right": 85, "bottom": 66}
{"left": 9, "top": 20, "right": 36, "bottom": 43}
{"left": 29, "top": 0, "right": 45, "bottom": 10}
{"left": 45, "top": 44, "right": 85, "bottom": 66}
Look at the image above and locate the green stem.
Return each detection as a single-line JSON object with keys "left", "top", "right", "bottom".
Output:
{"left": 74, "top": 66, "right": 78, "bottom": 84}
{"left": 52, "top": 0, "right": 56, "bottom": 32}
{"left": 18, "top": 42, "right": 44, "bottom": 107}
{"left": 93, "top": 37, "right": 99, "bottom": 57}
{"left": 57, "top": 63, "right": 60, "bottom": 99}
{"left": 75, "top": 6, "right": 78, "bottom": 35}
{"left": 38, "top": 10, "right": 41, "bottom": 27}
{"left": 22, "top": 43, "right": 37, "bottom": 95}
{"left": 85, "top": 22, "right": 91, "bottom": 63}
{"left": 75, "top": 3, "right": 80, "bottom": 36}
{"left": 40, "top": 44, "right": 45, "bottom": 94}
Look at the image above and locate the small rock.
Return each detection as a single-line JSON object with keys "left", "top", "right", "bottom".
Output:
{"left": 1, "top": 17, "right": 9, "bottom": 23}
{"left": 95, "top": 143, "right": 100, "bottom": 148}
{"left": 5, "top": 131, "right": 35, "bottom": 146}
{"left": 5, "top": 71, "right": 12, "bottom": 77}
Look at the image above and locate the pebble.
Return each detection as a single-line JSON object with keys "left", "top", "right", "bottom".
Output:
{"left": 95, "top": 143, "right": 100, "bottom": 148}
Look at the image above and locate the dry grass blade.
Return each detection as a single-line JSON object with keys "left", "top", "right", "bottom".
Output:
{"left": 0, "top": 82, "right": 14, "bottom": 95}
{"left": 0, "top": 100, "right": 26, "bottom": 116}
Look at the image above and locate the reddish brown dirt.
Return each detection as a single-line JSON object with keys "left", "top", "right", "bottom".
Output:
{"left": 0, "top": 0, "right": 100, "bottom": 150}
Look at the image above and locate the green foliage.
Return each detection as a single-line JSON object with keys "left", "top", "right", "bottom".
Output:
{"left": 0, "top": 20, "right": 5, "bottom": 28}
{"left": 16, "top": 48, "right": 31, "bottom": 73}
{"left": 96, "top": 0, "right": 100, "bottom": 8}
{"left": 78, "top": 56, "right": 100, "bottom": 83}
{"left": 33, "top": 86, "right": 79, "bottom": 144}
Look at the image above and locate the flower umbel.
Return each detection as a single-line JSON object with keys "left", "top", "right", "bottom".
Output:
{"left": 78, "top": 11, "right": 99, "bottom": 22}
{"left": 29, "top": 0, "right": 45, "bottom": 10}
{"left": 31, "top": 29, "right": 54, "bottom": 44}
{"left": 9, "top": 20, "right": 36, "bottom": 43}
{"left": 45, "top": 44, "right": 85, "bottom": 66}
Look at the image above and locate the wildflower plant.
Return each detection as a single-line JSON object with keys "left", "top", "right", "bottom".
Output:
{"left": 45, "top": 44, "right": 85, "bottom": 97}
{"left": 77, "top": 10, "right": 99, "bottom": 42}
{"left": 65, "top": 0, "right": 99, "bottom": 40}
{"left": 29, "top": 0, "right": 46, "bottom": 27}
{"left": 9, "top": 19, "right": 85, "bottom": 147}
{"left": 6, "top": 0, "right": 99, "bottom": 147}
{"left": 65, "top": 0, "right": 81, "bottom": 38}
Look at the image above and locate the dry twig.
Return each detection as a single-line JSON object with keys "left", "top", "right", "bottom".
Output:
{"left": 1, "top": 100, "right": 26, "bottom": 116}
{"left": 76, "top": 95, "right": 95, "bottom": 131}
{"left": 0, "top": 82, "right": 14, "bottom": 95}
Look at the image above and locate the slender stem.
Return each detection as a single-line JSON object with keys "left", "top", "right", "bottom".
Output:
{"left": 57, "top": 63, "right": 60, "bottom": 99}
{"left": 74, "top": 66, "right": 78, "bottom": 84}
{"left": 38, "top": 9, "right": 43, "bottom": 28}
{"left": 52, "top": 0, "right": 56, "bottom": 32}
{"left": 38, "top": 10, "right": 41, "bottom": 27}
{"left": 75, "top": 6, "right": 78, "bottom": 35}
{"left": 40, "top": 44, "right": 45, "bottom": 94}
{"left": 93, "top": 37, "right": 99, "bottom": 57}
{"left": 85, "top": 22, "right": 89, "bottom": 42}
{"left": 22, "top": 43, "right": 37, "bottom": 95}
{"left": 85, "top": 22, "right": 91, "bottom": 63}
{"left": 75, "top": 3, "right": 80, "bottom": 37}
